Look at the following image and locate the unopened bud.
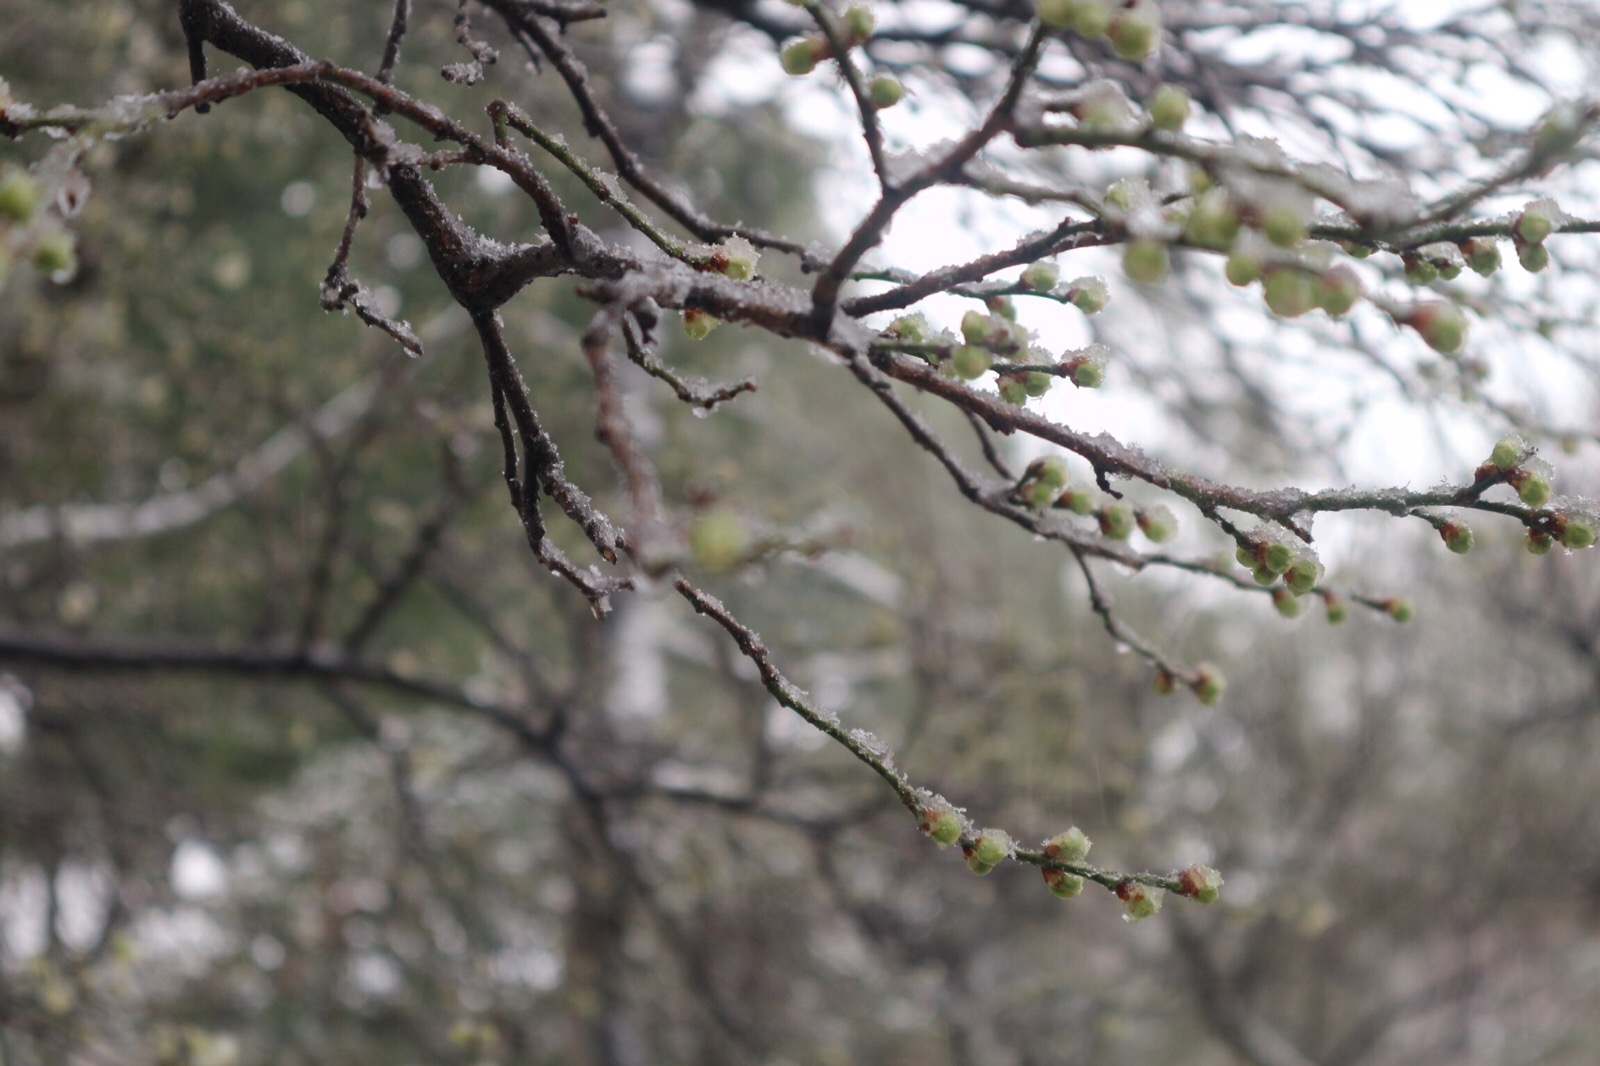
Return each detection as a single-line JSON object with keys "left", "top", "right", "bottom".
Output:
{"left": 1098, "top": 503, "right": 1135, "bottom": 540}
{"left": 1067, "top": 276, "right": 1109, "bottom": 313}
{"left": 841, "top": 4, "right": 875, "bottom": 42}
{"left": 1384, "top": 597, "right": 1415, "bottom": 623}
{"left": 867, "top": 74, "right": 904, "bottom": 110}
{"left": 1517, "top": 198, "right": 1559, "bottom": 245}
{"left": 1314, "top": 266, "right": 1360, "bottom": 317}
{"left": 1262, "top": 204, "right": 1307, "bottom": 248}
{"left": 1262, "top": 268, "right": 1314, "bottom": 318}
{"left": 952, "top": 344, "right": 992, "bottom": 380}
{"left": 1122, "top": 239, "right": 1169, "bottom": 284}
{"left": 1056, "top": 485, "right": 1098, "bottom": 515}
{"left": 1176, "top": 864, "right": 1224, "bottom": 904}
{"left": 1441, "top": 521, "right": 1475, "bottom": 555}
{"left": 1116, "top": 880, "right": 1165, "bottom": 923}
{"left": 1322, "top": 592, "right": 1348, "bottom": 624}
{"left": 1044, "top": 826, "right": 1092, "bottom": 863}
{"left": 1147, "top": 85, "right": 1190, "bottom": 131}
{"left": 1272, "top": 587, "right": 1304, "bottom": 619}
{"left": 1191, "top": 665, "right": 1225, "bottom": 705}
{"left": 682, "top": 308, "right": 720, "bottom": 340}
{"left": 1489, "top": 433, "right": 1526, "bottom": 470}
{"left": 1020, "top": 261, "right": 1059, "bottom": 293}
{"left": 919, "top": 802, "right": 965, "bottom": 847}
{"left": 1137, "top": 504, "right": 1178, "bottom": 543}
{"left": 1108, "top": 2, "right": 1161, "bottom": 60}
{"left": 1043, "top": 868, "right": 1086, "bottom": 898}
{"left": 1408, "top": 301, "right": 1468, "bottom": 355}
{"left": 1462, "top": 237, "right": 1501, "bottom": 277}
{"left": 1513, "top": 457, "right": 1554, "bottom": 508}
{"left": 1527, "top": 528, "right": 1554, "bottom": 555}
{"left": 1225, "top": 250, "right": 1260, "bottom": 287}
{"left": 0, "top": 168, "right": 40, "bottom": 223}
{"left": 780, "top": 38, "right": 824, "bottom": 76}
{"left": 1518, "top": 241, "right": 1550, "bottom": 273}
{"left": 1559, "top": 514, "right": 1597, "bottom": 550}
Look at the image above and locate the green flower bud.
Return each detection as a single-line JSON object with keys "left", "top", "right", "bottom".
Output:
{"left": 1069, "top": 0, "right": 1113, "bottom": 37}
{"left": 1057, "top": 486, "right": 1097, "bottom": 515}
{"left": 1071, "top": 359, "right": 1104, "bottom": 388}
{"left": 1283, "top": 557, "right": 1324, "bottom": 596}
{"left": 1028, "top": 457, "right": 1069, "bottom": 490}
{"left": 1252, "top": 566, "right": 1278, "bottom": 587}
{"left": 960, "top": 309, "right": 994, "bottom": 345}
{"left": 1147, "top": 85, "right": 1190, "bottom": 131}
{"left": 1098, "top": 503, "right": 1135, "bottom": 540}
{"left": 888, "top": 312, "right": 930, "bottom": 342}
{"left": 1272, "top": 587, "right": 1304, "bottom": 619}
{"left": 780, "top": 38, "right": 823, "bottom": 76}
{"left": 1514, "top": 458, "right": 1554, "bottom": 507}
{"left": 0, "top": 168, "right": 40, "bottom": 223}
{"left": 1024, "top": 371, "right": 1054, "bottom": 397}
{"left": 1441, "top": 521, "right": 1474, "bottom": 555}
{"left": 1517, "top": 199, "right": 1558, "bottom": 245}
{"left": 1108, "top": 2, "right": 1161, "bottom": 60}
{"left": 1116, "top": 881, "right": 1164, "bottom": 923}
{"left": 682, "top": 308, "right": 719, "bottom": 340}
{"left": 998, "top": 376, "right": 1028, "bottom": 405}
{"left": 965, "top": 854, "right": 996, "bottom": 875}
{"left": 841, "top": 5, "right": 875, "bottom": 42}
{"left": 919, "top": 804, "right": 965, "bottom": 847}
{"left": 1225, "top": 250, "right": 1260, "bottom": 286}
{"left": 1518, "top": 241, "right": 1550, "bottom": 273}
{"left": 1314, "top": 266, "right": 1360, "bottom": 318}
{"left": 1262, "top": 540, "right": 1296, "bottom": 575}
{"left": 1122, "top": 239, "right": 1169, "bottom": 285}
{"left": 1517, "top": 474, "right": 1552, "bottom": 508}
{"left": 31, "top": 232, "right": 76, "bottom": 279}
{"left": 1384, "top": 598, "right": 1415, "bottom": 623}
{"left": 1559, "top": 515, "right": 1597, "bottom": 550}
{"left": 1044, "top": 869, "right": 1086, "bottom": 899}
{"left": 867, "top": 75, "right": 904, "bottom": 110}
{"left": 1044, "top": 826, "right": 1092, "bottom": 863}
{"left": 715, "top": 236, "right": 760, "bottom": 280}
{"left": 1235, "top": 544, "right": 1258, "bottom": 569}
{"left": 971, "top": 829, "right": 1012, "bottom": 868}
{"left": 986, "top": 294, "right": 1018, "bottom": 322}
{"left": 1177, "top": 864, "right": 1224, "bottom": 904}
{"left": 1462, "top": 237, "right": 1501, "bottom": 277}
{"left": 1191, "top": 665, "right": 1225, "bottom": 705}
{"left": 952, "top": 344, "right": 992, "bottom": 380}
{"left": 1409, "top": 301, "right": 1468, "bottom": 355}
{"left": 1035, "top": 0, "right": 1078, "bottom": 28}
{"left": 1020, "top": 261, "right": 1060, "bottom": 293}
{"left": 1322, "top": 592, "right": 1348, "bottom": 624}
{"left": 1262, "top": 268, "right": 1314, "bottom": 318}
{"left": 689, "top": 509, "right": 748, "bottom": 571}
{"left": 1137, "top": 504, "right": 1178, "bottom": 543}
{"left": 1067, "top": 276, "right": 1109, "bottom": 313}
{"left": 1184, "top": 189, "right": 1241, "bottom": 250}
{"left": 1403, "top": 254, "right": 1438, "bottom": 284}
{"left": 1527, "top": 528, "right": 1554, "bottom": 555}
{"left": 1489, "top": 433, "right": 1525, "bottom": 470}
{"left": 1341, "top": 240, "right": 1375, "bottom": 258}
{"left": 1262, "top": 204, "right": 1307, "bottom": 248}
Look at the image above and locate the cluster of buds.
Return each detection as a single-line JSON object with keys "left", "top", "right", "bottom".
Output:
{"left": 1018, "top": 264, "right": 1110, "bottom": 315}
{"left": 1017, "top": 457, "right": 1070, "bottom": 509}
{"left": 1480, "top": 433, "right": 1554, "bottom": 508}
{"left": 1035, "top": 0, "right": 1163, "bottom": 61}
{"left": 0, "top": 165, "right": 77, "bottom": 287}
{"left": 1041, "top": 827, "right": 1092, "bottom": 899}
{"left": 1514, "top": 197, "right": 1561, "bottom": 273}
{"left": 779, "top": 5, "right": 904, "bottom": 108}
{"left": 1237, "top": 534, "right": 1324, "bottom": 597}
{"left": 1401, "top": 241, "right": 1466, "bottom": 283}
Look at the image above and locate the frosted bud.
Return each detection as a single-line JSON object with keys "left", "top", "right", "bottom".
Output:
{"left": 1137, "top": 504, "right": 1178, "bottom": 543}
{"left": 1176, "top": 864, "right": 1224, "bottom": 904}
{"left": 1116, "top": 880, "right": 1165, "bottom": 923}
{"left": 1044, "top": 827, "right": 1092, "bottom": 863}
{"left": 1067, "top": 276, "right": 1109, "bottom": 313}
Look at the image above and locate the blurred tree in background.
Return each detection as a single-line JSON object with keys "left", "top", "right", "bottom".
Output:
{"left": 3, "top": 1, "right": 1600, "bottom": 1063}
